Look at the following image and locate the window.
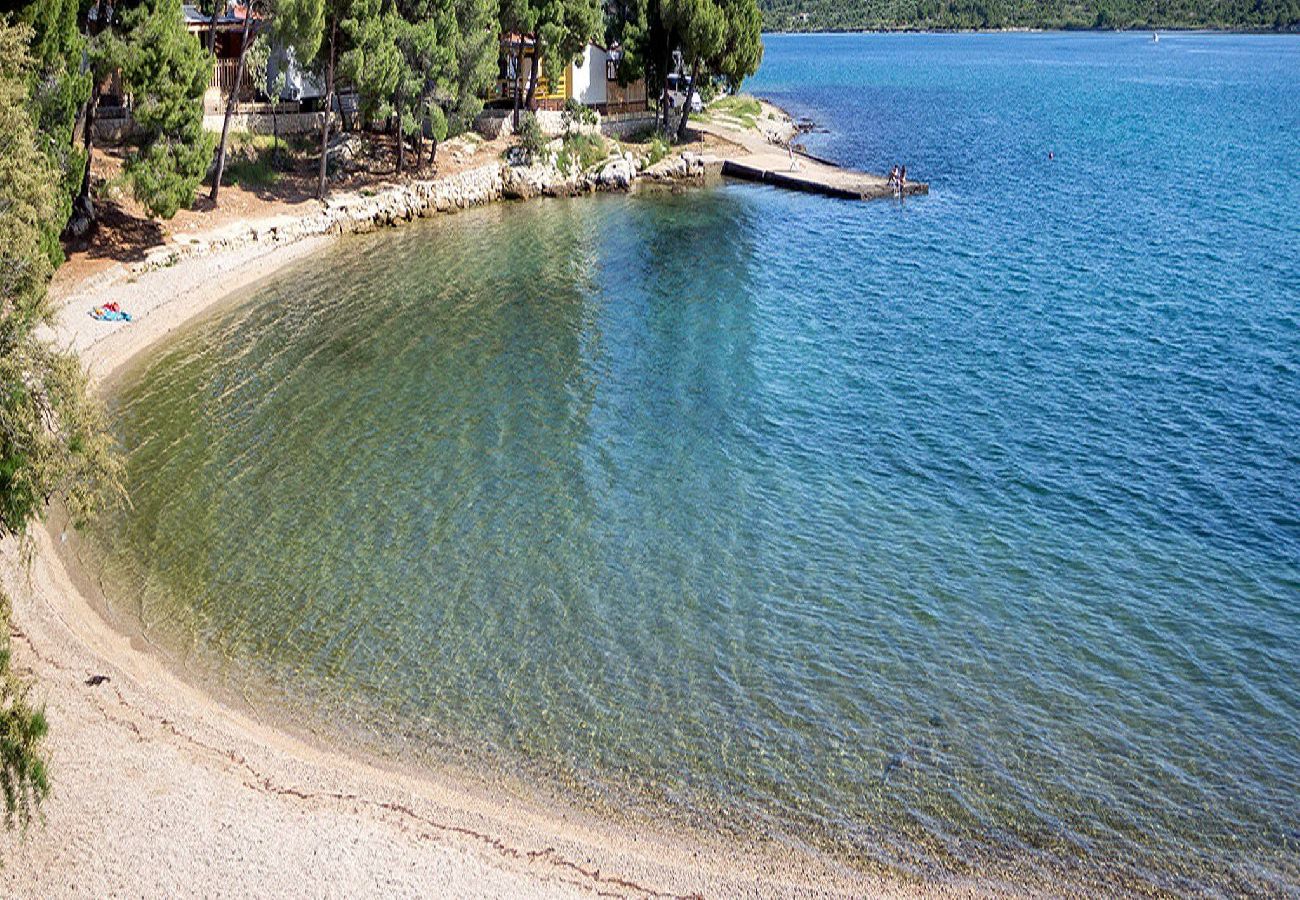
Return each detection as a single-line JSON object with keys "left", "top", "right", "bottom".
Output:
{"left": 606, "top": 59, "right": 618, "bottom": 82}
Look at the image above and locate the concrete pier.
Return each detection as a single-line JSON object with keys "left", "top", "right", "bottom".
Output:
{"left": 720, "top": 157, "right": 928, "bottom": 200}
{"left": 694, "top": 119, "right": 928, "bottom": 201}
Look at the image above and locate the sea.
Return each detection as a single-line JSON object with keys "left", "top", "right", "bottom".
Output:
{"left": 93, "top": 32, "right": 1299, "bottom": 895}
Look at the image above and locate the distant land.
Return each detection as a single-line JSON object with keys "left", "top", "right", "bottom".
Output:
{"left": 758, "top": 0, "right": 1300, "bottom": 32}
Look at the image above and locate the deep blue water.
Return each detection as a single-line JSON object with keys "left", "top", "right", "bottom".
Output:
{"left": 102, "top": 33, "right": 1298, "bottom": 895}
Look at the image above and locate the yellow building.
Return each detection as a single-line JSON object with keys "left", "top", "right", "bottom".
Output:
{"left": 493, "top": 35, "right": 647, "bottom": 114}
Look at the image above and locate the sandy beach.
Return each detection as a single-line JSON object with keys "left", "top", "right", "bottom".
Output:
{"left": 0, "top": 206, "right": 973, "bottom": 898}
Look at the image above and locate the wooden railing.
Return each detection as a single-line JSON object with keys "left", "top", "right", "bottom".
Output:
{"left": 211, "top": 58, "right": 253, "bottom": 100}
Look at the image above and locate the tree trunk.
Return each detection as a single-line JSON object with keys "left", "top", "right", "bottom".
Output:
{"left": 210, "top": 11, "right": 254, "bottom": 203}
{"left": 524, "top": 42, "right": 542, "bottom": 111}
{"left": 64, "top": 90, "right": 99, "bottom": 239}
{"left": 511, "top": 46, "right": 522, "bottom": 130}
{"left": 429, "top": 133, "right": 438, "bottom": 167}
{"left": 659, "top": 78, "right": 671, "bottom": 134}
{"left": 317, "top": 19, "right": 337, "bottom": 200}
{"left": 65, "top": 0, "right": 110, "bottom": 239}
{"left": 658, "top": 44, "right": 673, "bottom": 133}
{"left": 207, "top": 0, "right": 220, "bottom": 53}
{"left": 395, "top": 86, "right": 404, "bottom": 174}
{"left": 675, "top": 61, "right": 700, "bottom": 142}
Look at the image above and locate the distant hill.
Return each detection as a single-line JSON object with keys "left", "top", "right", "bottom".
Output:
{"left": 757, "top": 0, "right": 1300, "bottom": 31}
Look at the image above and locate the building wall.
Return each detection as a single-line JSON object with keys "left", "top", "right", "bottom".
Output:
{"left": 569, "top": 45, "right": 607, "bottom": 105}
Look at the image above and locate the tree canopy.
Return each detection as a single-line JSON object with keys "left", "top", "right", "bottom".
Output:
{"left": 757, "top": 0, "right": 1300, "bottom": 31}
{"left": 0, "top": 18, "right": 121, "bottom": 837}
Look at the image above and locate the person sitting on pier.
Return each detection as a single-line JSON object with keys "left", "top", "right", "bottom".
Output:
{"left": 888, "top": 165, "right": 900, "bottom": 192}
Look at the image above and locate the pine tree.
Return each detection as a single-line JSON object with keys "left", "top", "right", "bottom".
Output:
{"left": 210, "top": 0, "right": 258, "bottom": 202}
{"left": 16, "top": 0, "right": 90, "bottom": 265}
{"left": 112, "top": 0, "right": 214, "bottom": 218}
{"left": 446, "top": 0, "right": 497, "bottom": 136}
{"left": 340, "top": 0, "right": 403, "bottom": 148}
{"left": 522, "top": 0, "right": 603, "bottom": 111}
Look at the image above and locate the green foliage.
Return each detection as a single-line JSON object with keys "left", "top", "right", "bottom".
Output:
{"left": 0, "top": 590, "right": 49, "bottom": 833}
{"left": 0, "top": 21, "right": 122, "bottom": 835}
{"left": 0, "top": 22, "right": 121, "bottom": 543}
{"left": 562, "top": 96, "right": 598, "bottom": 131}
{"left": 17, "top": 0, "right": 90, "bottom": 267}
{"left": 556, "top": 131, "right": 606, "bottom": 170}
{"left": 703, "top": 92, "right": 760, "bottom": 127}
{"left": 714, "top": 0, "right": 762, "bottom": 89}
{"left": 446, "top": 0, "right": 499, "bottom": 135}
{"left": 427, "top": 102, "right": 449, "bottom": 143}
{"left": 247, "top": 34, "right": 287, "bottom": 105}
{"left": 515, "top": 109, "right": 546, "bottom": 159}
{"left": 223, "top": 153, "right": 281, "bottom": 187}
{"left": 0, "top": 23, "right": 57, "bottom": 348}
{"left": 757, "top": 0, "right": 1300, "bottom": 30}
{"left": 113, "top": 0, "right": 214, "bottom": 218}
{"left": 640, "top": 131, "right": 670, "bottom": 164}
{"left": 607, "top": 0, "right": 762, "bottom": 135}
{"left": 274, "top": 0, "right": 328, "bottom": 62}
{"left": 342, "top": 0, "right": 404, "bottom": 123}
{"left": 537, "top": 0, "right": 605, "bottom": 83}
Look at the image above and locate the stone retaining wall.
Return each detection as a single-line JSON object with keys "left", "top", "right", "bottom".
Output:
{"left": 474, "top": 109, "right": 600, "bottom": 139}
{"left": 129, "top": 152, "right": 710, "bottom": 278}
{"left": 201, "top": 111, "right": 329, "bottom": 135}
{"left": 600, "top": 113, "right": 659, "bottom": 139}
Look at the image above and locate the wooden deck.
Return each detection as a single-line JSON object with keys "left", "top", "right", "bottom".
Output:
{"left": 695, "top": 120, "right": 928, "bottom": 201}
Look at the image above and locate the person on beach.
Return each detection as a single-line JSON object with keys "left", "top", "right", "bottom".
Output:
{"left": 889, "top": 165, "right": 899, "bottom": 193}
{"left": 899, "top": 166, "right": 907, "bottom": 193}
{"left": 788, "top": 144, "right": 800, "bottom": 172}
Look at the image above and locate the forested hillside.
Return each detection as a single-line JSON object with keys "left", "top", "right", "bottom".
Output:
{"left": 758, "top": 0, "right": 1300, "bottom": 31}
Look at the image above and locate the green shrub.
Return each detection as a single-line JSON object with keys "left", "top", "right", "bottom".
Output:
{"left": 515, "top": 111, "right": 546, "bottom": 163}
{"left": 0, "top": 591, "right": 49, "bottom": 832}
{"left": 557, "top": 132, "right": 607, "bottom": 172}
{"left": 645, "top": 134, "right": 670, "bottom": 166}
{"left": 561, "top": 97, "right": 598, "bottom": 133}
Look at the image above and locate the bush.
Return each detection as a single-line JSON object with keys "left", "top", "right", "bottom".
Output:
{"left": 561, "top": 97, "right": 598, "bottom": 134}
{"left": 644, "top": 134, "right": 671, "bottom": 166}
{"left": 515, "top": 111, "right": 546, "bottom": 163}
{"left": 0, "top": 591, "right": 49, "bottom": 832}
{"left": 556, "top": 132, "right": 607, "bottom": 172}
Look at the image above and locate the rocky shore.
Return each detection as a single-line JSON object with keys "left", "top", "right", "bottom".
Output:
{"left": 127, "top": 151, "right": 717, "bottom": 279}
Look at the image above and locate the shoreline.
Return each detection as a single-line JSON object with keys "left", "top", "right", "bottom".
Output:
{"left": 3, "top": 192, "right": 965, "bottom": 897}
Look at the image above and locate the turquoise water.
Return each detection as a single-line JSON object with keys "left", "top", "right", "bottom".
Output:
{"left": 100, "top": 34, "right": 1297, "bottom": 895}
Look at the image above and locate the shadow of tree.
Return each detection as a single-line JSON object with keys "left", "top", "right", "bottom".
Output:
{"left": 65, "top": 199, "right": 165, "bottom": 263}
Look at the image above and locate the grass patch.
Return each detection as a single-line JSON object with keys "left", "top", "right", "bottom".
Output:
{"left": 223, "top": 153, "right": 279, "bottom": 188}
{"left": 229, "top": 131, "right": 281, "bottom": 153}
{"left": 704, "top": 94, "right": 762, "bottom": 129}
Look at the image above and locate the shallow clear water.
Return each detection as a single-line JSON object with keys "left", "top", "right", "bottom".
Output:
{"left": 100, "top": 33, "right": 1298, "bottom": 895}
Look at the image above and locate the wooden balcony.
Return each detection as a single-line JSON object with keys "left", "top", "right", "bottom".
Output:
{"left": 211, "top": 58, "right": 255, "bottom": 97}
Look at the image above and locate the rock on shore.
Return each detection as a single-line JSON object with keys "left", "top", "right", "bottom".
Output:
{"left": 136, "top": 152, "right": 711, "bottom": 277}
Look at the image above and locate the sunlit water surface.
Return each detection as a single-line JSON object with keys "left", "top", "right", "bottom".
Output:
{"left": 96, "top": 33, "right": 1299, "bottom": 895}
